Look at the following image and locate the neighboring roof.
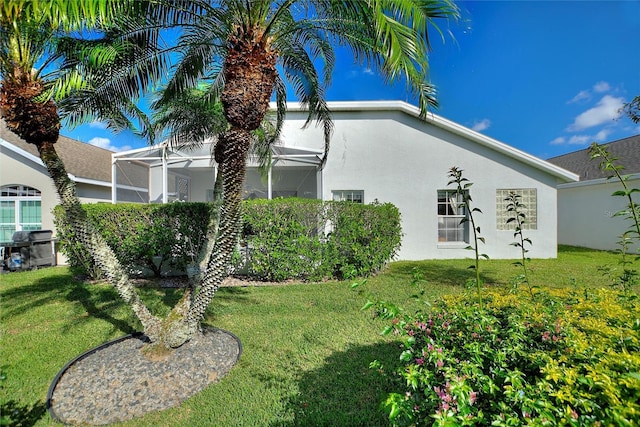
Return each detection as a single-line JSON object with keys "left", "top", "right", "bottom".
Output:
{"left": 547, "top": 134, "right": 640, "bottom": 181}
{"left": 0, "top": 120, "right": 112, "bottom": 184}
{"left": 283, "top": 101, "right": 579, "bottom": 183}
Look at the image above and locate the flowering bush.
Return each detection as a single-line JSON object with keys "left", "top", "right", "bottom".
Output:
{"left": 376, "top": 288, "right": 640, "bottom": 426}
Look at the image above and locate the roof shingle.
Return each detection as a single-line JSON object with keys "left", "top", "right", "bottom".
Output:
{"left": 547, "top": 134, "right": 640, "bottom": 180}
{"left": 0, "top": 120, "right": 112, "bottom": 183}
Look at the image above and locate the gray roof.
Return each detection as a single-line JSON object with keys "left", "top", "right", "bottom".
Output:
{"left": 547, "top": 134, "right": 640, "bottom": 181}
{"left": 0, "top": 120, "right": 113, "bottom": 183}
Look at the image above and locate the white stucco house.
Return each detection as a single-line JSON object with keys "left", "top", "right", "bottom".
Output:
{"left": 0, "top": 120, "right": 148, "bottom": 244}
{"left": 548, "top": 135, "right": 640, "bottom": 252}
{"left": 112, "top": 101, "right": 579, "bottom": 260}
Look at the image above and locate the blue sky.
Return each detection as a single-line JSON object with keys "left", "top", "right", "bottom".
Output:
{"left": 62, "top": 0, "right": 640, "bottom": 160}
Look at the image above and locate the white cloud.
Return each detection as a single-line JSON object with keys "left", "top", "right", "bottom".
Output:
{"left": 567, "top": 95, "right": 624, "bottom": 131}
{"left": 593, "top": 129, "right": 612, "bottom": 141}
{"left": 471, "top": 118, "right": 491, "bottom": 132}
{"left": 567, "top": 90, "right": 590, "bottom": 104}
{"left": 593, "top": 81, "right": 611, "bottom": 93}
{"left": 550, "top": 136, "right": 566, "bottom": 145}
{"left": 88, "top": 121, "right": 108, "bottom": 129}
{"left": 363, "top": 67, "right": 374, "bottom": 75}
{"left": 567, "top": 135, "right": 592, "bottom": 145}
{"left": 88, "top": 137, "right": 131, "bottom": 152}
{"left": 567, "top": 81, "right": 612, "bottom": 104}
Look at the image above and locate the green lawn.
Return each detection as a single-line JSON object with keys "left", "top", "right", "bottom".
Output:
{"left": 0, "top": 246, "right": 634, "bottom": 426}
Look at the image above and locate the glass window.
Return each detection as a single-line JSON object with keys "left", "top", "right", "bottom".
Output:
{"left": 0, "top": 201, "right": 16, "bottom": 242}
{"left": 437, "top": 190, "right": 468, "bottom": 243}
{"left": 332, "top": 190, "right": 364, "bottom": 203}
{"left": 496, "top": 188, "right": 537, "bottom": 230}
{"left": 0, "top": 185, "right": 42, "bottom": 241}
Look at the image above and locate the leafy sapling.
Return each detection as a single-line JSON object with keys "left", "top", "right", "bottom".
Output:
{"left": 589, "top": 142, "right": 640, "bottom": 293}
{"left": 447, "top": 166, "right": 488, "bottom": 309}
{"left": 505, "top": 191, "right": 535, "bottom": 296}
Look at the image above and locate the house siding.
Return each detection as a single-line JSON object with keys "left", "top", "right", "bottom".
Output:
{"left": 0, "top": 145, "right": 59, "bottom": 233}
{"left": 557, "top": 176, "right": 640, "bottom": 251}
{"left": 278, "top": 109, "right": 565, "bottom": 260}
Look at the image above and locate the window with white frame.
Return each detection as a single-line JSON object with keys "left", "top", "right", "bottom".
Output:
{"left": 0, "top": 185, "right": 42, "bottom": 241}
{"left": 496, "top": 188, "right": 537, "bottom": 230}
{"left": 332, "top": 190, "right": 364, "bottom": 203}
{"left": 437, "top": 190, "right": 468, "bottom": 243}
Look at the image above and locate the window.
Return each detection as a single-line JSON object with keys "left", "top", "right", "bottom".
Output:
{"left": 332, "top": 190, "right": 364, "bottom": 203}
{"left": 437, "top": 190, "right": 468, "bottom": 243}
{"left": 496, "top": 188, "right": 537, "bottom": 230}
{"left": 0, "top": 185, "right": 42, "bottom": 241}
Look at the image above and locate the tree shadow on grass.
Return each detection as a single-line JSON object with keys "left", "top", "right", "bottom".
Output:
{"left": 0, "top": 399, "right": 47, "bottom": 427}
{"left": 389, "top": 261, "right": 499, "bottom": 288}
{"left": 65, "top": 284, "right": 137, "bottom": 335}
{"left": 2, "top": 269, "right": 135, "bottom": 336}
{"left": 272, "top": 341, "right": 405, "bottom": 427}
{"left": 0, "top": 270, "right": 76, "bottom": 319}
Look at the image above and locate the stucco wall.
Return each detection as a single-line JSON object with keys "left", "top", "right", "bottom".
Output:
{"left": 278, "top": 109, "right": 563, "bottom": 260}
{"left": 0, "top": 147, "right": 59, "bottom": 233}
{"left": 557, "top": 176, "right": 639, "bottom": 251}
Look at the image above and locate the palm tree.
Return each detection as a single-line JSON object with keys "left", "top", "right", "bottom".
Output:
{"left": 154, "top": 0, "right": 461, "bottom": 346}
{"left": 7, "top": 0, "right": 459, "bottom": 349}
{"left": 0, "top": 1, "right": 171, "bottom": 340}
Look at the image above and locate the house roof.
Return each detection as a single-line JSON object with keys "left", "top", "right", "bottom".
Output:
{"left": 0, "top": 120, "right": 112, "bottom": 184}
{"left": 283, "top": 101, "right": 579, "bottom": 183}
{"left": 547, "top": 134, "right": 640, "bottom": 181}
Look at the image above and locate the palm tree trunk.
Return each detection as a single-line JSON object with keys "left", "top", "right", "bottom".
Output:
{"left": 186, "top": 128, "right": 251, "bottom": 328}
{"left": 2, "top": 77, "right": 163, "bottom": 341}
{"left": 38, "top": 141, "right": 163, "bottom": 340}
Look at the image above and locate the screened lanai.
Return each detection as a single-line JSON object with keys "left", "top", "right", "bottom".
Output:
{"left": 111, "top": 141, "right": 324, "bottom": 204}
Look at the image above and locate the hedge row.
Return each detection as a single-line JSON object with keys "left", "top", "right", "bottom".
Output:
{"left": 53, "top": 198, "right": 402, "bottom": 281}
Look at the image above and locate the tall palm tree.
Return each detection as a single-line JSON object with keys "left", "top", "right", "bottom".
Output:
{"left": 14, "top": 0, "right": 459, "bottom": 349}
{"left": 0, "top": 1, "right": 174, "bottom": 341}
{"left": 154, "top": 0, "right": 461, "bottom": 346}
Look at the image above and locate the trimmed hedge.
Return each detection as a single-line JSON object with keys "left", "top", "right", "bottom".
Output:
{"left": 54, "top": 203, "right": 210, "bottom": 279}
{"left": 54, "top": 198, "right": 402, "bottom": 281}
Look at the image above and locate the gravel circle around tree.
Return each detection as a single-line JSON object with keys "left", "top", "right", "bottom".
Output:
{"left": 47, "top": 327, "right": 241, "bottom": 425}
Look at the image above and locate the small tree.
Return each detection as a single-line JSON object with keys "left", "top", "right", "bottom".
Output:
{"left": 447, "top": 167, "right": 488, "bottom": 308}
{"left": 589, "top": 142, "right": 640, "bottom": 293}
{"left": 505, "top": 191, "right": 534, "bottom": 296}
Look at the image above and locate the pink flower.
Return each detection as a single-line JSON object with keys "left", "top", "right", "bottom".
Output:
{"left": 541, "top": 331, "right": 551, "bottom": 341}
{"left": 427, "top": 343, "right": 434, "bottom": 351}
{"left": 437, "top": 360, "right": 444, "bottom": 368}
{"left": 469, "top": 391, "right": 477, "bottom": 405}
{"left": 416, "top": 357, "right": 425, "bottom": 366}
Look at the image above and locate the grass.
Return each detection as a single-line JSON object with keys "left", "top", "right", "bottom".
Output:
{"left": 0, "top": 245, "right": 636, "bottom": 426}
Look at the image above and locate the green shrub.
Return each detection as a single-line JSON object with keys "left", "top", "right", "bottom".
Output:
{"left": 377, "top": 288, "right": 640, "bottom": 426}
{"left": 54, "top": 198, "right": 402, "bottom": 281}
{"left": 326, "top": 200, "right": 402, "bottom": 279}
{"left": 54, "top": 203, "right": 212, "bottom": 278}
{"left": 242, "top": 198, "right": 402, "bottom": 281}
{"left": 242, "top": 198, "right": 330, "bottom": 281}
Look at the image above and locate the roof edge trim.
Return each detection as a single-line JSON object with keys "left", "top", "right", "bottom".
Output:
{"left": 279, "top": 100, "right": 580, "bottom": 183}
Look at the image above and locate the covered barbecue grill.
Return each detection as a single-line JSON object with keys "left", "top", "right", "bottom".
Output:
{"left": 1, "top": 230, "right": 57, "bottom": 271}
